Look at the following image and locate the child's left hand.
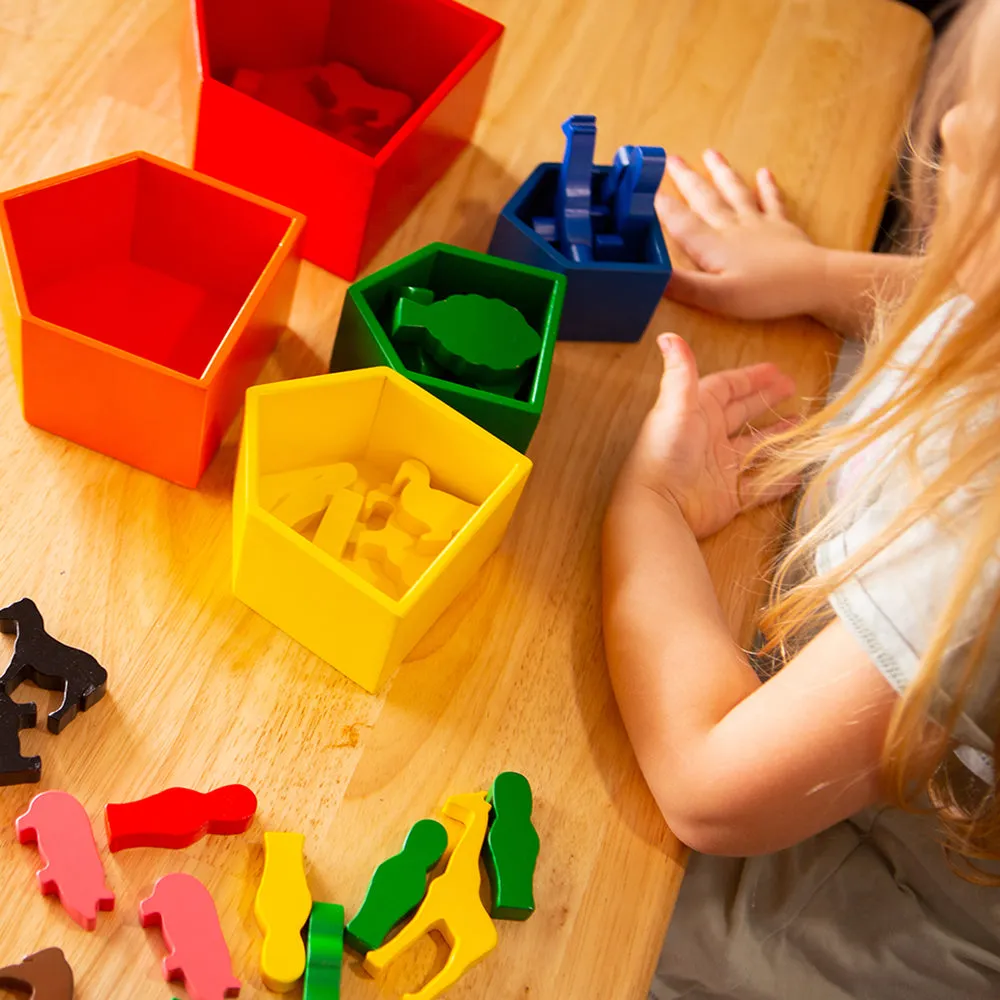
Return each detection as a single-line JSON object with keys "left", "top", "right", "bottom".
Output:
{"left": 619, "top": 334, "right": 799, "bottom": 539}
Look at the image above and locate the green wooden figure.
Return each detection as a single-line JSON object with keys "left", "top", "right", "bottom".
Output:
{"left": 483, "top": 771, "right": 540, "bottom": 921}
{"left": 391, "top": 287, "right": 542, "bottom": 386}
{"left": 344, "top": 818, "right": 449, "bottom": 955}
{"left": 404, "top": 342, "right": 528, "bottom": 399}
{"left": 303, "top": 901, "right": 344, "bottom": 1000}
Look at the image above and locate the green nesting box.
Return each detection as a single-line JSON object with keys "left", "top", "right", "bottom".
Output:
{"left": 329, "top": 242, "right": 565, "bottom": 451}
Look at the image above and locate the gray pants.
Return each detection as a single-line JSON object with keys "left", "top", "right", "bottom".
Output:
{"left": 650, "top": 806, "right": 1000, "bottom": 1000}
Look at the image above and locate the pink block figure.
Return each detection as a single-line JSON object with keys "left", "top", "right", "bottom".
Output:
{"left": 139, "top": 872, "right": 241, "bottom": 1000}
{"left": 16, "top": 790, "right": 115, "bottom": 931}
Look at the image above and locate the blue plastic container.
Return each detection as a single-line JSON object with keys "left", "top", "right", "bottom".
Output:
{"left": 488, "top": 162, "right": 672, "bottom": 343}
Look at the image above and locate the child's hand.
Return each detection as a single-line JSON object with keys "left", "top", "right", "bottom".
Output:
{"left": 620, "top": 333, "right": 799, "bottom": 539}
{"left": 657, "top": 150, "right": 828, "bottom": 320}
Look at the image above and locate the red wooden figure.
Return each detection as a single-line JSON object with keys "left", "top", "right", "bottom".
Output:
{"left": 16, "top": 790, "right": 115, "bottom": 931}
{"left": 105, "top": 783, "right": 257, "bottom": 852}
{"left": 139, "top": 872, "right": 241, "bottom": 1000}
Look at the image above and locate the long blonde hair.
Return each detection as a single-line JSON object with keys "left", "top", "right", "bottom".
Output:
{"left": 755, "top": 0, "right": 1000, "bottom": 879}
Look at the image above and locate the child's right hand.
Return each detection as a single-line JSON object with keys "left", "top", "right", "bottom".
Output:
{"left": 657, "top": 150, "right": 829, "bottom": 320}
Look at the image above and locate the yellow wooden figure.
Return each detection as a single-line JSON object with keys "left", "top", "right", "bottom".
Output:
{"left": 312, "top": 487, "right": 364, "bottom": 559}
{"left": 264, "top": 462, "right": 358, "bottom": 529}
{"left": 255, "top": 831, "right": 313, "bottom": 992}
{"left": 363, "top": 792, "right": 498, "bottom": 1000}
{"left": 391, "top": 460, "right": 477, "bottom": 556}
{"left": 361, "top": 483, "right": 398, "bottom": 523}
{"left": 355, "top": 519, "right": 432, "bottom": 591}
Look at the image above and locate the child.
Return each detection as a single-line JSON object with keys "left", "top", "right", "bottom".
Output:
{"left": 602, "top": 1, "right": 1000, "bottom": 997}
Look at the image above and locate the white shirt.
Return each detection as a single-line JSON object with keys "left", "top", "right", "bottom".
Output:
{"left": 816, "top": 296, "right": 1000, "bottom": 782}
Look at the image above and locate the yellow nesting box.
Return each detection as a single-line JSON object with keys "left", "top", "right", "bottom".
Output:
{"left": 233, "top": 367, "right": 532, "bottom": 692}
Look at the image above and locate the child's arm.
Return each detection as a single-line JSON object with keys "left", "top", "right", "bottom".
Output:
{"left": 602, "top": 336, "right": 936, "bottom": 854}
{"left": 658, "top": 151, "right": 919, "bottom": 339}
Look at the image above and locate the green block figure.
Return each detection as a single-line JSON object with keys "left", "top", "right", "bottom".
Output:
{"left": 391, "top": 288, "right": 542, "bottom": 386}
{"left": 483, "top": 771, "right": 540, "bottom": 921}
{"left": 304, "top": 901, "right": 344, "bottom": 1000}
{"left": 344, "top": 818, "right": 449, "bottom": 955}
{"left": 403, "top": 341, "right": 528, "bottom": 399}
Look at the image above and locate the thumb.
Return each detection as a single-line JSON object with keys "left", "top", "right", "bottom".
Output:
{"left": 654, "top": 333, "right": 699, "bottom": 414}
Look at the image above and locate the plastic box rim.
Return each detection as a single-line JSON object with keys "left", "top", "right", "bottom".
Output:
{"left": 0, "top": 149, "right": 306, "bottom": 389}
{"left": 189, "top": 0, "right": 505, "bottom": 168}
{"left": 344, "top": 241, "right": 566, "bottom": 415}
{"left": 239, "top": 365, "right": 533, "bottom": 615}
{"left": 502, "top": 161, "right": 672, "bottom": 274}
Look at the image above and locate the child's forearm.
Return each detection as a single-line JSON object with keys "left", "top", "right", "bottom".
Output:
{"left": 809, "top": 249, "right": 920, "bottom": 339}
{"left": 601, "top": 480, "right": 761, "bottom": 815}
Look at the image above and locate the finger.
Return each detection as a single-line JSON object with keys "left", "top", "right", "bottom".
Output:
{"left": 654, "top": 333, "right": 699, "bottom": 415}
{"left": 721, "top": 377, "right": 798, "bottom": 436}
{"left": 755, "top": 167, "right": 788, "bottom": 220}
{"left": 730, "top": 418, "right": 802, "bottom": 462}
{"left": 701, "top": 365, "right": 797, "bottom": 434}
{"left": 665, "top": 154, "right": 733, "bottom": 228}
{"left": 656, "top": 195, "right": 726, "bottom": 272}
{"left": 703, "top": 150, "right": 758, "bottom": 218}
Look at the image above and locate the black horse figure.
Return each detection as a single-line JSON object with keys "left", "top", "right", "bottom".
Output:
{"left": 0, "top": 690, "right": 40, "bottom": 784}
{"left": 0, "top": 598, "right": 108, "bottom": 734}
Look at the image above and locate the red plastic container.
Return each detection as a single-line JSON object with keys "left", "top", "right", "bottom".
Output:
{"left": 189, "top": 0, "right": 504, "bottom": 280}
{"left": 0, "top": 152, "right": 304, "bottom": 487}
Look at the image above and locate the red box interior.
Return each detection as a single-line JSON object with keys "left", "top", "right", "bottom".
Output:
{"left": 199, "top": 0, "right": 497, "bottom": 156}
{"left": 4, "top": 158, "right": 291, "bottom": 378}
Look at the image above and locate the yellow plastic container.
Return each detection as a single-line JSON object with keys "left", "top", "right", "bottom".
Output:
{"left": 233, "top": 367, "right": 532, "bottom": 693}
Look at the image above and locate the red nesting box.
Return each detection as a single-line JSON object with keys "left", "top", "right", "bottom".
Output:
{"left": 189, "top": 0, "right": 505, "bottom": 280}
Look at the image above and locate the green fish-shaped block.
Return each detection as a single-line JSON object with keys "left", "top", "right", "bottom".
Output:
{"left": 391, "top": 288, "right": 542, "bottom": 386}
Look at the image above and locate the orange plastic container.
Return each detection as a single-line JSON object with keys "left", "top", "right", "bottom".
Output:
{"left": 0, "top": 152, "right": 304, "bottom": 487}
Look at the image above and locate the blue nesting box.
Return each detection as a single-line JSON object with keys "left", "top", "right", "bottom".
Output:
{"left": 488, "top": 115, "right": 672, "bottom": 343}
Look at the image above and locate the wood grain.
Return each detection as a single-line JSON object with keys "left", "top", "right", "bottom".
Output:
{"left": 0, "top": 1, "right": 929, "bottom": 998}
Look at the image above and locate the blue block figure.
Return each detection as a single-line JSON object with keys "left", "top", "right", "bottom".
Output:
{"left": 554, "top": 114, "right": 597, "bottom": 263}
{"left": 602, "top": 144, "right": 666, "bottom": 258}
{"left": 491, "top": 115, "right": 672, "bottom": 342}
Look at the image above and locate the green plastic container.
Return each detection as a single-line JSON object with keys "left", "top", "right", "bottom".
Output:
{"left": 329, "top": 242, "right": 565, "bottom": 451}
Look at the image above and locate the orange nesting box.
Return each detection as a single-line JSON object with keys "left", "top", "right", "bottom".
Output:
{"left": 0, "top": 152, "right": 304, "bottom": 487}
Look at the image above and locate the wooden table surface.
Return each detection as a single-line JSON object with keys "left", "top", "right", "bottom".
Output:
{"left": 0, "top": 1, "right": 930, "bottom": 998}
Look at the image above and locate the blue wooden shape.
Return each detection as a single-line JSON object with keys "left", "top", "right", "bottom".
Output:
{"left": 553, "top": 114, "right": 597, "bottom": 263}
{"left": 602, "top": 144, "right": 665, "bottom": 256}
{"left": 489, "top": 161, "right": 672, "bottom": 343}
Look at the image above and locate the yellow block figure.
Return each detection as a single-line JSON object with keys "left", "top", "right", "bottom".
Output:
{"left": 263, "top": 462, "right": 358, "bottom": 527}
{"left": 312, "top": 487, "right": 364, "bottom": 559}
{"left": 363, "top": 791, "right": 498, "bottom": 1000}
{"left": 392, "top": 460, "right": 477, "bottom": 556}
{"left": 355, "top": 519, "right": 433, "bottom": 591}
{"left": 255, "top": 831, "right": 313, "bottom": 992}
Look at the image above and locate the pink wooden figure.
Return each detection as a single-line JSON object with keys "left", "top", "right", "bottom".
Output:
{"left": 16, "top": 790, "right": 115, "bottom": 931}
{"left": 139, "top": 872, "right": 241, "bottom": 1000}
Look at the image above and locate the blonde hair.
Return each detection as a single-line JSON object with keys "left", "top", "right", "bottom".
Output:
{"left": 755, "top": 0, "right": 1000, "bottom": 880}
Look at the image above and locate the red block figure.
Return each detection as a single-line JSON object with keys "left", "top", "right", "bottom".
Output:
{"left": 105, "top": 783, "right": 257, "bottom": 852}
{"left": 232, "top": 66, "right": 328, "bottom": 129}
{"left": 16, "top": 790, "right": 115, "bottom": 931}
{"left": 139, "top": 872, "right": 241, "bottom": 1000}
{"left": 314, "top": 62, "right": 413, "bottom": 153}
{"left": 188, "top": 0, "right": 505, "bottom": 279}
